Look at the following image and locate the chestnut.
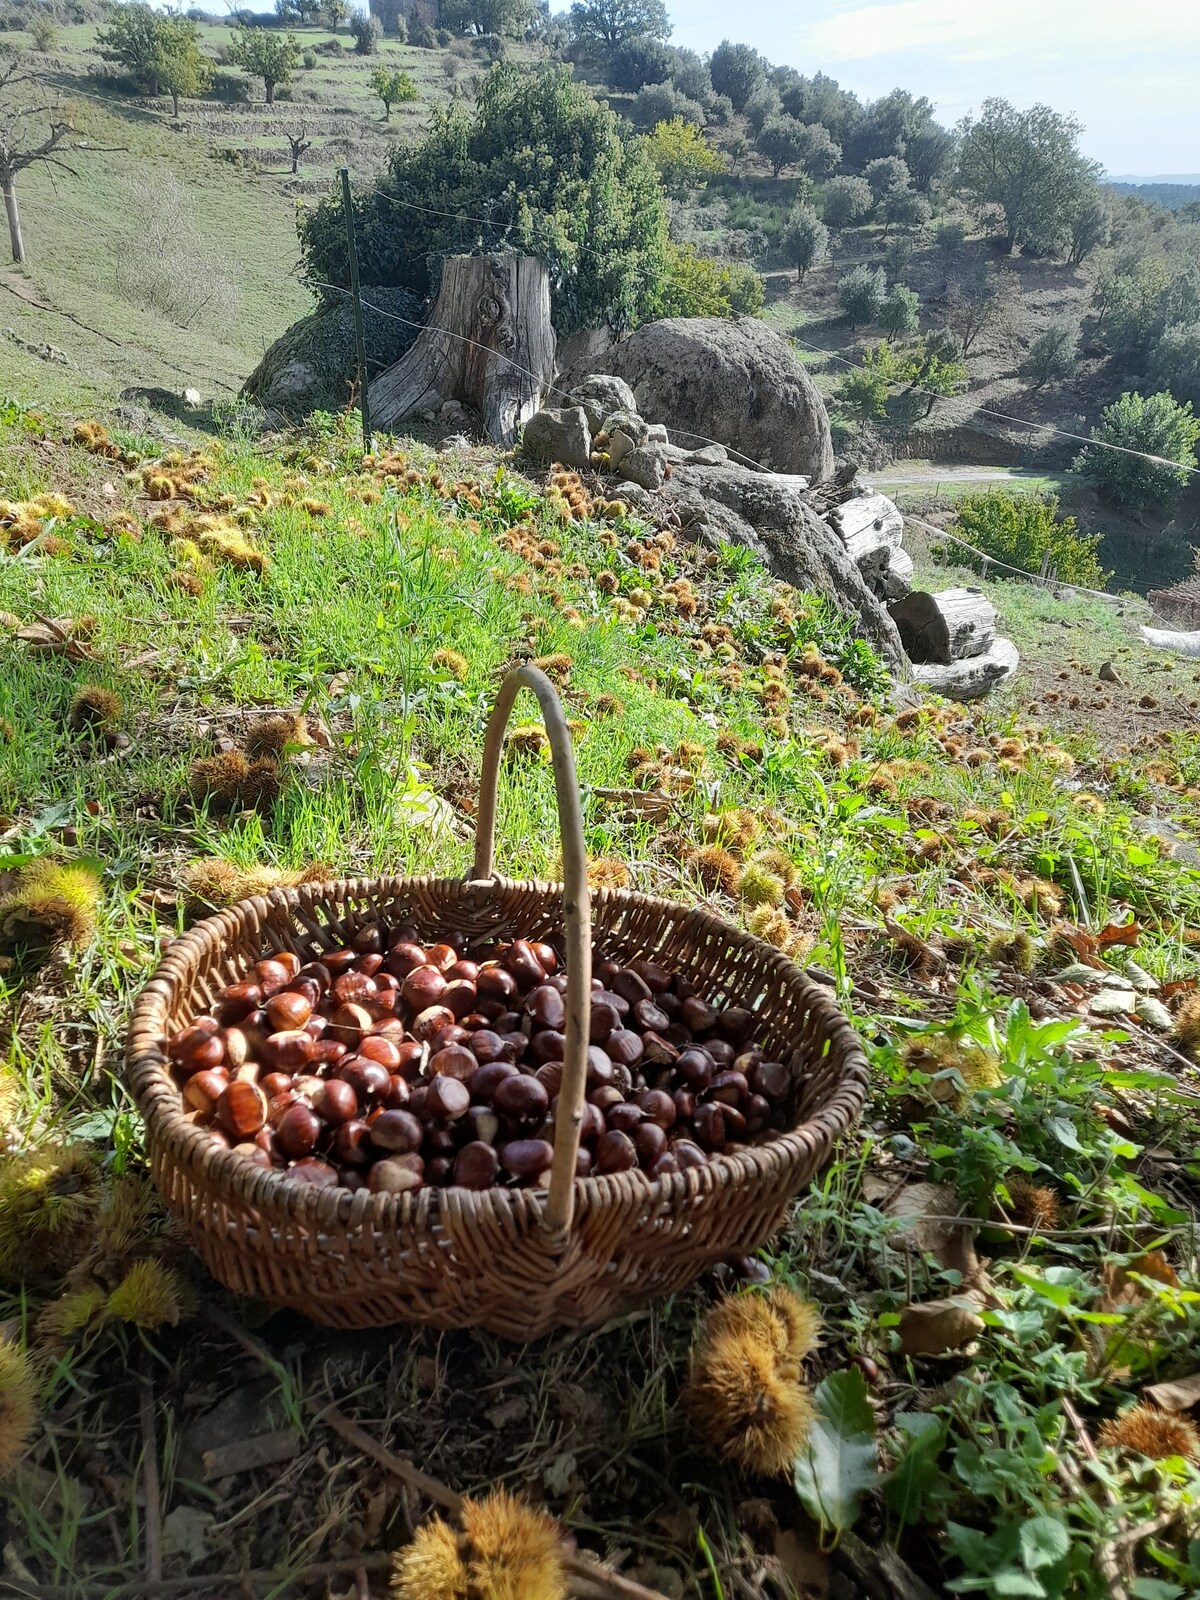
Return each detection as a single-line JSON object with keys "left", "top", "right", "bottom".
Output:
{"left": 401, "top": 965, "right": 447, "bottom": 1012}
{"left": 589, "top": 1001, "right": 620, "bottom": 1043}
{"left": 298, "top": 961, "right": 332, "bottom": 992}
{"left": 446, "top": 959, "right": 480, "bottom": 983}
{"left": 410, "top": 1004, "right": 455, "bottom": 1042}
{"left": 530, "top": 1030, "right": 565, "bottom": 1065}
{"left": 184, "top": 1067, "right": 230, "bottom": 1116}
{"left": 425, "top": 1074, "right": 470, "bottom": 1121}
{"left": 676, "top": 1049, "right": 714, "bottom": 1090}
{"left": 673, "top": 1088, "right": 697, "bottom": 1122}
{"left": 368, "top": 1108, "right": 423, "bottom": 1153}
{"left": 672, "top": 1138, "right": 708, "bottom": 1170}
{"left": 499, "top": 1139, "right": 554, "bottom": 1179}
{"left": 223, "top": 1027, "right": 251, "bottom": 1072}
{"left": 275, "top": 1102, "right": 321, "bottom": 1158}
{"left": 749, "top": 1060, "right": 791, "bottom": 1102}
{"left": 606, "top": 1030, "right": 643, "bottom": 1068}
{"left": 358, "top": 1034, "right": 403, "bottom": 1072}
{"left": 469, "top": 1060, "right": 519, "bottom": 1104}
{"left": 332, "top": 969, "right": 377, "bottom": 1005}
{"left": 494, "top": 1074, "right": 549, "bottom": 1121}
{"left": 534, "top": 1061, "right": 563, "bottom": 1099}
{"left": 327, "top": 1003, "right": 374, "bottom": 1046}
{"left": 710, "top": 1071, "right": 750, "bottom": 1107}
{"left": 383, "top": 1074, "right": 412, "bottom": 1109}
{"left": 632, "top": 998, "right": 670, "bottom": 1032}
{"left": 605, "top": 1102, "right": 644, "bottom": 1136}
{"left": 716, "top": 1007, "right": 755, "bottom": 1044}
{"left": 611, "top": 968, "right": 652, "bottom": 1006}
{"left": 642, "top": 1031, "right": 678, "bottom": 1066}
{"left": 169, "top": 1023, "right": 225, "bottom": 1077}
{"left": 476, "top": 963, "right": 517, "bottom": 1001}
{"left": 316, "top": 1079, "right": 358, "bottom": 1124}
{"left": 586, "top": 1047, "right": 614, "bottom": 1087}
{"left": 443, "top": 980, "right": 478, "bottom": 1019}
{"left": 630, "top": 959, "right": 671, "bottom": 994}
{"left": 386, "top": 940, "right": 428, "bottom": 979}
{"left": 527, "top": 984, "right": 566, "bottom": 1030}
{"left": 744, "top": 1093, "right": 771, "bottom": 1133}
{"left": 679, "top": 997, "right": 718, "bottom": 1034}
{"left": 254, "top": 957, "right": 292, "bottom": 995}
{"left": 588, "top": 1084, "right": 625, "bottom": 1113}
{"left": 261, "top": 1029, "right": 316, "bottom": 1074}
{"left": 322, "top": 949, "right": 358, "bottom": 975}
{"left": 333, "top": 1119, "right": 373, "bottom": 1165}
{"left": 218, "top": 980, "right": 263, "bottom": 1022}
{"left": 426, "top": 1156, "right": 454, "bottom": 1185}
{"left": 596, "top": 1129, "right": 639, "bottom": 1173}
{"left": 369, "top": 1155, "right": 425, "bottom": 1194}
{"left": 636, "top": 1089, "right": 676, "bottom": 1129}
{"left": 693, "top": 1102, "right": 726, "bottom": 1149}
{"left": 338, "top": 1056, "right": 391, "bottom": 1102}
{"left": 634, "top": 1122, "right": 668, "bottom": 1164}
{"left": 704, "top": 1040, "right": 736, "bottom": 1068}
{"left": 649, "top": 1150, "right": 680, "bottom": 1179}
{"left": 430, "top": 1045, "right": 478, "bottom": 1082}
{"left": 466, "top": 1106, "right": 501, "bottom": 1146}
{"left": 530, "top": 941, "right": 558, "bottom": 975}
{"left": 425, "top": 942, "right": 459, "bottom": 973}
{"left": 454, "top": 1141, "right": 500, "bottom": 1190}
{"left": 231, "top": 1141, "right": 272, "bottom": 1169}
{"left": 353, "top": 924, "right": 384, "bottom": 956}
{"left": 265, "top": 990, "right": 313, "bottom": 1032}
{"left": 216, "top": 1080, "right": 268, "bottom": 1138}
{"left": 288, "top": 1157, "right": 339, "bottom": 1189}
{"left": 501, "top": 939, "right": 544, "bottom": 988}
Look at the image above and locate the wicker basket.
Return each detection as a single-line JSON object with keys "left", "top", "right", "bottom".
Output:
{"left": 126, "top": 668, "right": 869, "bottom": 1339}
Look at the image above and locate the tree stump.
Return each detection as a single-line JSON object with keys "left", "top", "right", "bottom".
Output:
{"left": 911, "top": 638, "right": 1019, "bottom": 701}
{"left": 828, "top": 491, "right": 904, "bottom": 584}
{"left": 889, "top": 587, "right": 996, "bottom": 665}
{"left": 368, "top": 254, "right": 555, "bottom": 446}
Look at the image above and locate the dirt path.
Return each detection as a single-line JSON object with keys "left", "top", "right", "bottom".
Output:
{"left": 870, "top": 464, "right": 1038, "bottom": 487}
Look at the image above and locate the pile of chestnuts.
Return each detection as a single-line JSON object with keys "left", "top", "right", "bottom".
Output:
{"left": 166, "top": 926, "right": 796, "bottom": 1196}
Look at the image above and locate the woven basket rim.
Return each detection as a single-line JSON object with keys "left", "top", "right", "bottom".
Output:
{"left": 126, "top": 872, "right": 870, "bottom": 1235}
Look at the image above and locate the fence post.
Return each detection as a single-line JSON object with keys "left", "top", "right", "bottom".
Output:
{"left": 339, "top": 166, "right": 372, "bottom": 455}
{"left": 1037, "top": 550, "right": 1051, "bottom": 588}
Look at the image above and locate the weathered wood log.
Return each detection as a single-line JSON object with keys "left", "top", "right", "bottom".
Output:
{"left": 889, "top": 586, "right": 996, "bottom": 664}
{"left": 369, "top": 254, "right": 555, "bottom": 445}
{"left": 882, "top": 546, "right": 914, "bottom": 602}
{"left": 1141, "top": 625, "right": 1200, "bottom": 658}
{"left": 911, "top": 637, "right": 1019, "bottom": 700}
{"left": 829, "top": 492, "right": 904, "bottom": 582}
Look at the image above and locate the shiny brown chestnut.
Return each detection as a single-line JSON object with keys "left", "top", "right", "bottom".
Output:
{"left": 454, "top": 1141, "right": 500, "bottom": 1190}
{"left": 264, "top": 990, "right": 313, "bottom": 1033}
{"left": 368, "top": 1155, "right": 425, "bottom": 1194}
{"left": 316, "top": 1079, "right": 358, "bottom": 1124}
{"left": 369, "top": 1108, "right": 424, "bottom": 1153}
{"left": 275, "top": 1102, "right": 321, "bottom": 1158}
{"left": 499, "top": 1139, "right": 555, "bottom": 1179}
{"left": 288, "top": 1157, "right": 340, "bottom": 1188}
{"left": 425, "top": 1074, "right": 470, "bottom": 1121}
{"left": 494, "top": 1074, "right": 549, "bottom": 1121}
{"left": 216, "top": 1080, "right": 268, "bottom": 1138}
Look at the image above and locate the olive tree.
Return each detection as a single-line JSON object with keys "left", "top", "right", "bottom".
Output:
{"left": 956, "top": 98, "right": 1102, "bottom": 255}
{"left": 781, "top": 204, "right": 829, "bottom": 280}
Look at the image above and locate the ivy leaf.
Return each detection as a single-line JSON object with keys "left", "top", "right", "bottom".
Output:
{"left": 1019, "top": 1515, "right": 1071, "bottom": 1571}
{"left": 792, "top": 1367, "right": 878, "bottom": 1538}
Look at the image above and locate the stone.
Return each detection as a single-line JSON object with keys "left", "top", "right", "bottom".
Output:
{"left": 604, "top": 429, "right": 640, "bottom": 470}
{"left": 600, "top": 408, "right": 650, "bottom": 445}
{"left": 242, "top": 286, "right": 424, "bottom": 418}
{"left": 618, "top": 444, "right": 668, "bottom": 490}
{"left": 648, "top": 460, "right": 904, "bottom": 666}
{"left": 520, "top": 405, "right": 592, "bottom": 469}
{"left": 568, "top": 372, "right": 638, "bottom": 434}
{"left": 645, "top": 422, "right": 669, "bottom": 444}
{"left": 576, "top": 315, "right": 835, "bottom": 480}
{"left": 182, "top": 387, "right": 202, "bottom": 407}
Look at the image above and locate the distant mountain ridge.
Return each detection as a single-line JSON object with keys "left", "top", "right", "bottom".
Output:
{"left": 1106, "top": 178, "right": 1200, "bottom": 210}
{"left": 1106, "top": 173, "right": 1200, "bottom": 185}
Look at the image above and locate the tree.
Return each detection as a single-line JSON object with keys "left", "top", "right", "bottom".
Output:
{"left": 845, "top": 87, "right": 938, "bottom": 171}
{"left": 644, "top": 117, "right": 724, "bottom": 194}
{"left": 953, "top": 489, "right": 1108, "bottom": 588}
{"left": 98, "top": 3, "right": 173, "bottom": 96}
{"left": 902, "top": 336, "right": 968, "bottom": 415}
{"left": 1020, "top": 319, "right": 1078, "bottom": 390}
{"left": 228, "top": 26, "right": 300, "bottom": 105}
{"left": 864, "top": 155, "right": 909, "bottom": 203}
{"left": 658, "top": 241, "right": 764, "bottom": 317}
{"left": 278, "top": 0, "right": 321, "bottom": 20}
{"left": 943, "top": 264, "right": 1016, "bottom": 355}
{"left": 1150, "top": 321, "right": 1200, "bottom": 409}
{"left": 349, "top": 12, "right": 381, "bottom": 53}
{"left": 841, "top": 342, "right": 901, "bottom": 419}
{"left": 709, "top": 39, "right": 764, "bottom": 112}
{"left": 904, "top": 123, "right": 955, "bottom": 190}
{"left": 156, "top": 15, "right": 212, "bottom": 119}
{"left": 1066, "top": 187, "right": 1110, "bottom": 265}
{"left": 756, "top": 117, "right": 838, "bottom": 180}
{"left": 568, "top": 0, "right": 670, "bottom": 51}
{"left": 325, "top": 0, "right": 351, "bottom": 28}
{"left": 0, "top": 52, "right": 109, "bottom": 264}
{"left": 283, "top": 123, "right": 311, "bottom": 174}
{"left": 880, "top": 186, "right": 930, "bottom": 238}
{"left": 608, "top": 33, "right": 672, "bottom": 90}
{"left": 441, "top": 0, "right": 536, "bottom": 35}
{"left": 370, "top": 66, "right": 417, "bottom": 119}
{"left": 956, "top": 98, "right": 1102, "bottom": 254}
{"left": 29, "top": 15, "right": 58, "bottom": 52}
{"left": 822, "top": 174, "right": 872, "bottom": 230}
{"left": 299, "top": 63, "right": 670, "bottom": 336}
{"left": 879, "top": 283, "right": 919, "bottom": 341}
{"left": 838, "top": 264, "right": 886, "bottom": 328}
{"left": 1074, "top": 391, "right": 1200, "bottom": 509}
{"left": 630, "top": 81, "right": 704, "bottom": 130}
{"left": 742, "top": 82, "right": 780, "bottom": 137}
{"left": 779, "top": 71, "right": 861, "bottom": 142}
{"left": 781, "top": 204, "right": 828, "bottom": 281}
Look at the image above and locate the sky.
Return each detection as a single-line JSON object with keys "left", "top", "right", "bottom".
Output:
{"left": 668, "top": 0, "right": 1200, "bottom": 176}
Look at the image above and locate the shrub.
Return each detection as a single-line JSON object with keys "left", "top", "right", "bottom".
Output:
{"left": 837, "top": 264, "right": 886, "bottom": 328}
{"left": 29, "top": 12, "right": 56, "bottom": 49}
{"left": 1150, "top": 320, "right": 1200, "bottom": 409}
{"left": 301, "top": 47, "right": 316, "bottom": 67}
{"left": 1019, "top": 320, "right": 1078, "bottom": 390}
{"left": 409, "top": 18, "right": 436, "bottom": 46}
{"left": 821, "top": 175, "right": 872, "bottom": 230}
{"left": 658, "top": 242, "right": 764, "bottom": 318}
{"left": 1073, "top": 390, "right": 1200, "bottom": 509}
{"left": 840, "top": 343, "right": 900, "bottom": 420}
{"left": 114, "top": 171, "right": 240, "bottom": 334}
{"left": 300, "top": 63, "right": 670, "bottom": 336}
{"left": 780, "top": 204, "right": 828, "bottom": 281}
{"left": 878, "top": 283, "right": 919, "bottom": 341}
{"left": 349, "top": 11, "right": 381, "bottom": 52}
{"left": 644, "top": 117, "right": 725, "bottom": 194}
{"left": 951, "top": 489, "right": 1109, "bottom": 588}
{"left": 630, "top": 80, "right": 705, "bottom": 130}
{"left": 609, "top": 32, "right": 672, "bottom": 91}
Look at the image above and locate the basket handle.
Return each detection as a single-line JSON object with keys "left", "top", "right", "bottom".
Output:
{"left": 472, "top": 666, "right": 592, "bottom": 1237}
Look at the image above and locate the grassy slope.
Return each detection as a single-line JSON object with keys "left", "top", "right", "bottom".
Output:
{"left": 0, "top": 400, "right": 1198, "bottom": 1595}
{"left": 0, "top": 21, "right": 487, "bottom": 409}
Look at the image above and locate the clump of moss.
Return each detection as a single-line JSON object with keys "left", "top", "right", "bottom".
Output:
{"left": 0, "top": 1337, "right": 37, "bottom": 1475}
{"left": 0, "top": 1146, "right": 103, "bottom": 1284}
{"left": 67, "top": 684, "right": 122, "bottom": 734}
{"left": 0, "top": 860, "right": 102, "bottom": 953}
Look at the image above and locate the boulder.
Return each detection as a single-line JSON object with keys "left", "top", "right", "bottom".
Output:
{"left": 576, "top": 316, "right": 835, "bottom": 482}
{"left": 242, "top": 287, "right": 424, "bottom": 418}
{"left": 650, "top": 461, "right": 904, "bottom": 667}
{"left": 618, "top": 445, "right": 668, "bottom": 491}
{"left": 520, "top": 406, "right": 592, "bottom": 470}
{"left": 569, "top": 373, "right": 639, "bottom": 434}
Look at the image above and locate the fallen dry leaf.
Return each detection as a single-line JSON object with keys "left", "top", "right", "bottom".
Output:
{"left": 1098, "top": 921, "right": 1142, "bottom": 948}
{"left": 1099, "top": 1250, "right": 1179, "bottom": 1313}
{"left": 864, "top": 1177, "right": 982, "bottom": 1281}
{"left": 1144, "top": 1373, "right": 1200, "bottom": 1414}
{"left": 898, "top": 1298, "right": 985, "bottom": 1358}
{"left": 773, "top": 1528, "right": 830, "bottom": 1598}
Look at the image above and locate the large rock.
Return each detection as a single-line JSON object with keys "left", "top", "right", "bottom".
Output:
{"left": 242, "top": 287, "right": 424, "bottom": 417}
{"left": 520, "top": 406, "right": 592, "bottom": 469}
{"left": 576, "top": 316, "right": 835, "bottom": 482}
{"left": 650, "top": 461, "right": 903, "bottom": 667}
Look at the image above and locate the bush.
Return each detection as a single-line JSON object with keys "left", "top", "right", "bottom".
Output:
{"left": 821, "top": 175, "right": 872, "bottom": 229}
{"left": 840, "top": 343, "right": 900, "bottom": 420}
{"left": 609, "top": 32, "right": 672, "bottom": 91}
{"left": 709, "top": 38, "right": 764, "bottom": 112}
{"left": 1073, "top": 390, "right": 1200, "bottom": 509}
{"left": 780, "top": 204, "right": 828, "bottom": 281}
{"left": 837, "top": 264, "right": 886, "bottom": 328}
{"left": 659, "top": 242, "right": 764, "bottom": 317}
{"left": 300, "top": 63, "right": 670, "bottom": 336}
{"left": 934, "top": 217, "right": 968, "bottom": 252}
{"left": 1020, "top": 320, "right": 1078, "bottom": 390}
{"left": 409, "top": 18, "right": 436, "bottom": 46}
{"left": 878, "top": 283, "right": 919, "bottom": 340}
{"left": 301, "top": 47, "right": 316, "bottom": 67}
{"left": 630, "top": 80, "right": 705, "bottom": 130}
{"left": 349, "top": 11, "right": 381, "bottom": 52}
{"left": 114, "top": 171, "right": 240, "bottom": 334}
{"left": 952, "top": 489, "right": 1109, "bottom": 588}
{"left": 1150, "top": 320, "right": 1200, "bottom": 409}
{"left": 28, "top": 12, "right": 56, "bottom": 49}
{"left": 644, "top": 117, "right": 725, "bottom": 194}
